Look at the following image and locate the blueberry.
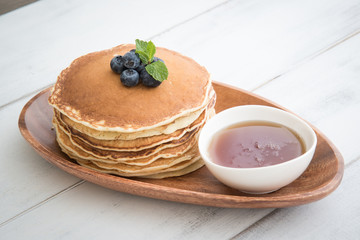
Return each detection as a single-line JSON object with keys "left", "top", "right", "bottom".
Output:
{"left": 152, "top": 57, "right": 165, "bottom": 63}
{"left": 120, "top": 69, "right": 139, "bottom": 87}
{"left": 123, "top": 52, "right": 140, "bottom": 69}
{"left": 140, "top": 69, "right": 161, "bottom": 87}
{"left": 110, "top": 55, "right": 124, "bottom": 74}
{"left": 136, "top": 62, "right": 146, "bottom": 74}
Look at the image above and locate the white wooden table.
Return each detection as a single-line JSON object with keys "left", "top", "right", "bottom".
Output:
{"left": 1, "top": 0, "right": 359, "bottom": 239}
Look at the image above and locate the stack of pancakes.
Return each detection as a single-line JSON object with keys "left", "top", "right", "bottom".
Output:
{"left": 49, "top": 44, "right": 215, "bottom": 179}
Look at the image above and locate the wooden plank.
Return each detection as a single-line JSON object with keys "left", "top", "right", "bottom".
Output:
{"left": 0, "top": 181, "right": 274, "bottom": 239}
{"left": 0, "top": 0, "right": 37, "bottom": 15}
{"left": 0, "top": 0, "right": 224, "bottom": 107}
{"left": 0, "top": 97, "right": 81, "bottom": 224}
{"left": 0, "top": 0, "right": 359, "bottom": 238}
{"left": 254, "top": 33, "right": 360, "bottom": 164}
{"left": 153, "top": 0, "right": 360, "bottom": 91}
{"left": 233, "top": 159, "right": 360, "bottom": 239}
{"left": 233, "top": 23, "right": 360, "bottom": 240}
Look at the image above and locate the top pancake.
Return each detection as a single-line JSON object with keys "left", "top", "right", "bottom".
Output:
{"left": 49, "top": 44, "right": 211, "bottom": 132}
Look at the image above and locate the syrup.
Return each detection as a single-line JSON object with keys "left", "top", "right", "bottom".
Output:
{"left": 209, "top": 121, "right": 304, "bottom": 168}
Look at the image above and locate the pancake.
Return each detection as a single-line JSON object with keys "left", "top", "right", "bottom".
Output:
{"left": 54, "top": 119, "right": 200, "bottom": 165}
{"left": 49, "top": 42, "right": 215, "bottom": 178}
{"left": 59, "top": 137, "right": 202, "bottom": 177}
{"left": 75, "top": 156, "right": 202, "bottom": 177}
{"left": 58, "top": 134, "right": 199, "bottom": 174}
{"left": 139, "top": 160, "right": 204, "bottom": 179}
{"left": 57, "top": 111, "right": 203, "bottom": 154}
{"left": 56, "top": 87, "right": 215, "bottom": 140}
{"left": 91, "top": 146, "right": 199, "bottom": 173}
{"left": 49, "top": 44, "right": 211, "bottom": 132}
{"left": 55, "top": 115, "right": 200, "bottom": 161}
{"left": 54, "top": 93, "right": 215, "bottom": 150}
{"left": 60, "top": 137, "right": 204, "bottom": 178}
{"left": 57, "top": 109, "right": 205, "bottom": 150}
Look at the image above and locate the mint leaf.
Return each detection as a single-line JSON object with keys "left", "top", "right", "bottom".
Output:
{"left": 146, "top": 41, "right": 156, "bottom": 62}
{"left": 134, "top": 39, "right": 169, "bottom": 82}
{"left": 135, "top": 39, "right": 148, "bottom": 53}
{"left": 135, "top": 50, "right": 149, "bottom": 65}
{"left": 135, "top": 39, "right": 155, "bottom": 64}
{"left": 135, "top": 39, "right": 150, "bottom": 64}
{"left": 145, "top": 61, "right": 168, "bottom": 82}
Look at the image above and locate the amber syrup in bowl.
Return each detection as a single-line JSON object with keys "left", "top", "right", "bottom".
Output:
{"left": 198, "top": 105, "right": 317, "bottom": 194}
{"left": 209, "top": 121, "right": 305, "bottom": 168}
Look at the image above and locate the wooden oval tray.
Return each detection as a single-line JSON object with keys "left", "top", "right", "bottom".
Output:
{"left": 18, "top": 82, "right": 344, "bottom": 208}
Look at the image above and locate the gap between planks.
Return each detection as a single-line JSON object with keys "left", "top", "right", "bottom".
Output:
{"left": 1, "top": 28, "right": 359, "bottom": 112}
{"left": 0, "top": 0, "right": 359, "bottom": 232}
{"left": 0, "top": 0, "right": 233, "bottom": 110}
{"left": 147, "top": 0, "right": 233, "bottom": 40}
{"left": 0, "top": 180, "right": 85, "bottom": 228}
{"left": 2, "top": 153, "right": 359, "bottom": 229}
{"left": 250, "top": 29, "right": 360, "bottom": 92}
{"left": 0, "top": 83, "right": 53, "bottom": 111}
{"left": 229, "top": 154, "right": 360, "bottom": 239}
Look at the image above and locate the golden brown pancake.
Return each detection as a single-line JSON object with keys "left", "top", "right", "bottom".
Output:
{"left": 54, "top": 118, "right": 200, "bottom": 165}
{"left": 53, "top": 95, "right": 214, "bottom": 150}
{"left": 74, "top": 156, "right": 202, "bottom": 177}
{"left": 49, "top": 44, "right": 211, "bottom": 132}
{"left": 55, "top": 88, "right": 215, "bottom": 141}
{"left": 139, "top": 160, "right": 204, "bottom": 179}
{"left": 49, "top": 43, "right": 215, "bottom": 178}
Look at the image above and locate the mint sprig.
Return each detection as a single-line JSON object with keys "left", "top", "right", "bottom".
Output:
{"left": 135, "top": 39, "right": 168, "bottom": 82}
{"left": 135, "top": 39, "right": 156, "bottom": 64}
{"left": 145, "top": 61, "right": 168, "bottom": 82}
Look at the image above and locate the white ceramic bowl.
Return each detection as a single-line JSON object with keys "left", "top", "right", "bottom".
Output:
{"left": 198, "top": 105, "right": 317, "bottom": 194}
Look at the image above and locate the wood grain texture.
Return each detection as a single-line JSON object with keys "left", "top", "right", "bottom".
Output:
{"left": 0, "top": 0, "right": 224, "bottom": 107}
{"left": 234, "top": 159, "right": 360, "bottom": 240}
{"left": 2, "top": 0, "right": 360, "bottom": 106}
{"left": 0, "top": 95, "right": 81, "bottom": 224}
{"left": 234, "top": 25, "right": 360, "bottom": 240}
{"left": 153, "top": 0, "right": 360, "bottom": 91}
{"left": 255, "top": 32, "right": 360, "bottom": 164}
{"left": 18, "top": 83, "right": 344, "bottom": 208}
{"left": 1, "top": 0, "right": 359, "bottom": 238}
{"left": 0, "top": 181, "right": 273, "bottom": 240}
